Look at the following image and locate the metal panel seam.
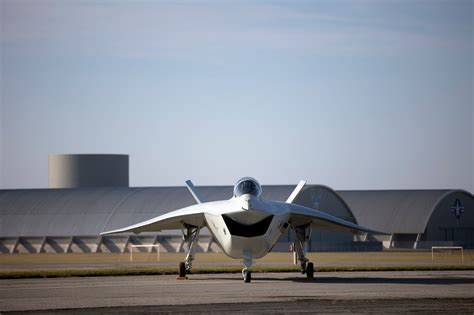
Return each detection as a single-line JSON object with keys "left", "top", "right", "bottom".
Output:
{"left": 100, "top": 187, "right": 147, "bottom": 234}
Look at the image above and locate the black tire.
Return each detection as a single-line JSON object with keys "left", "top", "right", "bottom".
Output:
{"left": 179, "top": 262, "right": 186, "bottom": 278}
{"left": 306, "top": 262, "right": 314, "bottom": 279}
{"left": 244, "top": 270, "right": 252, "bottom": 283}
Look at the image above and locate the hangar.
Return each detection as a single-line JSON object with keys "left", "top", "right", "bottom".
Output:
{"left": 0, "top": 155, "right": 472, "bottom": 253}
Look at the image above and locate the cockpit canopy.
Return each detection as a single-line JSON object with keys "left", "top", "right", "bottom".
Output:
{"left": 233, "top": 177, "right": 262, "bottom": 198}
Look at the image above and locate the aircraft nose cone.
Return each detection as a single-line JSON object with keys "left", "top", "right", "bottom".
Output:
{"left": 244, "top": 199, "right": 250, "bottom": 210}
{"left": 245, "top": 195, "right": 260, "bottom": 211}
{"left": 240, "top": 195, "right": 252, "bottom": 210}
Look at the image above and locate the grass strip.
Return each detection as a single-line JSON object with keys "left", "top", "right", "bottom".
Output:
{"left": 1, "top": 265, "right": 473, "bottom": 279}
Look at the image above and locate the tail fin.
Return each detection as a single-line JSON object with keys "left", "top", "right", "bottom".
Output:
{"left": 286, "top": 180, "right": 306, "bottom": 203}
{"left": 185, "top": 180, "right": 204, "bottom": 204}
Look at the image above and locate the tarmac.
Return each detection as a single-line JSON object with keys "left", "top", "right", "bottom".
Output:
{"left": 1, "top": 270, "right": 474, "bottom": 313}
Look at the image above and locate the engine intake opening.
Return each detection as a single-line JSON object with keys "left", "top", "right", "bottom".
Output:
{"left": 222, "top": 214, "right": 273, "bottom": 238}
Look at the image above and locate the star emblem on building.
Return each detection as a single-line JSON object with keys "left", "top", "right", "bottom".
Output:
{"left": 450, "top": 199, "right": 465, "bottom": 228}
{"left": 312, "top": 188, "right": 322, "bottom": 209}
{"left": 450, "top": 199, "right": 465, "bottom": 219}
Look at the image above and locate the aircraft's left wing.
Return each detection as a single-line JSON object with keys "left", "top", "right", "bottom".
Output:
{"left": 288, "top": 203, "right": 378, "bottom": 234}
{"left": 100, "top": 204, "right": 207, "bottom": 235}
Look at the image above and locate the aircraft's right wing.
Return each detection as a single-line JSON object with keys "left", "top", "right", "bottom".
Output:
{"left": 288, "top": 202, "right": 380, "bottom": 234}
{"left": 100, "top": 204, "right": 206, "bottom": 235}
{"left": 285, "top": 179, "right": 380, "bottom": 234}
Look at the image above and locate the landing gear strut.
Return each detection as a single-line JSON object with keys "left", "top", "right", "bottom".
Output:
{"left": 178, "top": 224, "right": 200, "bottom": 277}
{"left": 242, "top": 252, "right": 253, "bottom": 283}
{"left": 293, "top": 224, "right": 314, "bottom": 279}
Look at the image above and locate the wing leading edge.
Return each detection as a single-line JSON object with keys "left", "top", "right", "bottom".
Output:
{"left": 100, "top": 204, "right": 207, "bottom": 235}
{"left": 288, "top": 203, "right": 379, "bottom": 234}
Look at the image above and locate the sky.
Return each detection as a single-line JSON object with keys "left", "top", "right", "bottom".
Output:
{"left": 0, "top": 0, "right": 473, "bottom": 192}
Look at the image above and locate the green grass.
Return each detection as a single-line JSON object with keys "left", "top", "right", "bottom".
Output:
{"left": 2, "top": 251, "right": 473, "bottom": 265}
{"left": 1, "top": 251, "right": 473, "bottom": 279}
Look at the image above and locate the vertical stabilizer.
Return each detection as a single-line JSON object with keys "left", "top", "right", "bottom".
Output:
{"left": 185, "top": 180, "right": 204, "bottom": 204}
{"left": 286, "top": 180, "right": 306, "bottom": 203}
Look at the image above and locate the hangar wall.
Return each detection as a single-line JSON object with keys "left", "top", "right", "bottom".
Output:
{"left": 423, "top": 190, "right": 474, "bottom": 247}
{"left": 340, "top": 190, "right": 474, "bottom": 249}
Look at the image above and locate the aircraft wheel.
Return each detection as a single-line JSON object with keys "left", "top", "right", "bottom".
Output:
{"left": 178, "top": 262, "right": 186, "bottom": 278}
{"left": 243, "top": 270, "right": 252, "bottom": 283}
{"left": 306, "top": 262, "right": 314, "bottom": 279}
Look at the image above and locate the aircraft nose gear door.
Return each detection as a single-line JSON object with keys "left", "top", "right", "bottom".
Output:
{"left": 293, "top": 224, "right": 314, "bottom": 279}
{"left": 179, "top": 225, "right": 201, "bottom": 277}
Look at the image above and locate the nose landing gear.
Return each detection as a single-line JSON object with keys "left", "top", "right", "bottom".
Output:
{"left": 242, "top": 252, "right": 253, "bottom": 283}
{"left": 242, "top": 268, "right": 252, "bottom": 283}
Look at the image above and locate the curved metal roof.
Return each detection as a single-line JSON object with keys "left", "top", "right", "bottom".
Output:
{"left": 338, "top": 190, "right": 473, "bottom": 234}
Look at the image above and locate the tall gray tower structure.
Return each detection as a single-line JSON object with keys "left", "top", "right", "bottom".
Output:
{"left": 48, "top": 154, "right": 129, "bottom": 188}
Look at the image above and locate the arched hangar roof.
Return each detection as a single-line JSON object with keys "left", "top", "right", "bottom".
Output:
{"left": 338, "top": 190, "right": 473, "bottom": 234}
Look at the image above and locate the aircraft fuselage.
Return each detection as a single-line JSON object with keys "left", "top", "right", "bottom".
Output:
{"left": 204, "top": 195, "right": 291, "bottom": 259}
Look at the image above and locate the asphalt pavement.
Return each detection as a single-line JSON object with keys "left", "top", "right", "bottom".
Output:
{"left": 1, "top": 270, "right": 473, "bottom": 313}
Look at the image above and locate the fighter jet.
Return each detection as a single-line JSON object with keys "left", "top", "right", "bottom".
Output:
{"left": 101, "top": 177, "right": 376, "bottom": 282}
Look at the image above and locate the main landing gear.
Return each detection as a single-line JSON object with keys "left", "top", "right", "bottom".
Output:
{"left": 178, "top": 261, "right": 187, "bottom": 278}
{"left": 293, "top": 224, "right": 315, "bottom": 279}
{"left": 178, "top": 225, "right": 200, "bottom": 278}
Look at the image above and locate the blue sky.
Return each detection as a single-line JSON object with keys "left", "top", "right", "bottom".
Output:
{"left": 0, "top": 0, "right": 472, "bottom": 191}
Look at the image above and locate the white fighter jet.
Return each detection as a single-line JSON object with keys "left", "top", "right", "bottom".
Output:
{"left": 101, "top": 177, "right": 375, "bottom": 282}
